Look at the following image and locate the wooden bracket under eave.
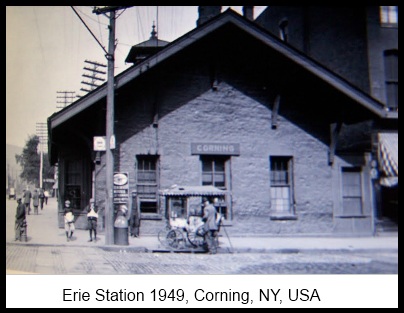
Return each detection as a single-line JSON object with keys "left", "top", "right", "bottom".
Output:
{"left": 152, "top": 101, "right": 159, "bottom": 128}
{"left": 209, "top": 60, "right": 219, "bottom": 91}
{"left": 328, "top": 122, "right": 342, "bottom": 165}
{"left": 272, "top": 94, "right": 281, "bottom": 129}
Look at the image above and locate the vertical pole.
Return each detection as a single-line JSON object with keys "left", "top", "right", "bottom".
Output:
{"left": 39, "top": 149, "right": 43, "bottom": 189}
{"left": 7, "top": 164, "right": 9, "bottom": 192}
{"left": 105, "top": 10, "right": 116, "bottom": 245}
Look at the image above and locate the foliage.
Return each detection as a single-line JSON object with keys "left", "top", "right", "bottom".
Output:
{"left": 15, "top": 135, "right": 54, "bottom": 187}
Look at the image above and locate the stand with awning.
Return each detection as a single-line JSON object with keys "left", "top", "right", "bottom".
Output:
{"left": 159, "top": 185, "right": 229, "bottom": 224}
{"left": 159, "top": 185, "right": 228, "bottom": 197}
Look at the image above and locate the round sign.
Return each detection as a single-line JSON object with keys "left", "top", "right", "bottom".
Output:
{"left": 114, "top": 173, "right": 128, "bottom": 186}
{"left": 370, "top": 168, "right": 378, "bottom": 179}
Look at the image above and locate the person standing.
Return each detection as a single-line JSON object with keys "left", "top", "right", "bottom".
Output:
{"left": 202, "top": 197, "right": 219, "bottom": 254}
{"left": 86, "top": 199, "right": 98, "bottom": 242}
{"left": 44, "top": 190, "right": 49, "bottom": 205}
{"left": 63, "top": 200, "right": 75, "bottom": 242}
{"left": 32, "top": 189, "right": 40, "bottom": 215}
{"left": 130, "top": 209, "right": 140, "bottom": 237}
{"left": 39, "top": 188, "right": 45, "bottom": 210}
{"left": 15, "top": 196, "right": 26, "bottom": 241}
{"left": 23, "top": 188, "right": 32, "bottom": 215}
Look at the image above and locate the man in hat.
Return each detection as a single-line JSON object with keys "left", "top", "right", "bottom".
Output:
{"left": 32, "top": 189, "right": 40, "bottom": 215}
{"left": 63, "top": 200, "right": 75, "bottom": 242}
{"left": 23, "top": 188, "right": 32, "bottom": 215}
{"left": 202, "top": 197, "right": 219, "bottom": 254}
{"left": 15, "top": 196, "right": 26, "bottom": 241}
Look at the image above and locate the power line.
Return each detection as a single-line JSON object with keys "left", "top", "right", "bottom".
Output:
{"left": 74, "top": 6, "right": 108, "bottom": 26}
{"left": 79, "top": 60, "right": 107, "bottom": 95}
{"left": 71, "top": 6, "right": 108, "bottom": 55}
{"left": 56, "top": 91, "right": 76, "bottom": 109}
{"left": 36, "top": 122, "right": 48, "bottom": 154}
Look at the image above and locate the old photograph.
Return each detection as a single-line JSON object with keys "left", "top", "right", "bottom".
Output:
{"left": 6, "top": 6, "right": 397, "bottom": 308}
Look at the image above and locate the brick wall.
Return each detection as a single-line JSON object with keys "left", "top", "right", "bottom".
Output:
{"left": 365, "top": 6, "right": 398, "bottom": 103}
{"left": 88, "top": 24, "right": 377, "bottom": 237}
{"left": 256, "top": 7, "right": 370, "bottom": 93}
{"left": 106, "top": 78, "right": 339, "bottom": 236}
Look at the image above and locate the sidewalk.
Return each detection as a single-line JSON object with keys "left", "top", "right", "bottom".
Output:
{"left": 6, "top": 197, "right": 398, "bottom": 253}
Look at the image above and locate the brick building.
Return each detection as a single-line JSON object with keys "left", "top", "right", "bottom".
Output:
{"left": 48, "top": 6, "right": 398, "bottom": 237}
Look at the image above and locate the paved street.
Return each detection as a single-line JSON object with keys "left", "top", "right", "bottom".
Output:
{"left": 6, "top": 243, "right": 398, "bottom": 275}
{"left": 6, "top": 197, "right": 398, "bottom": 275}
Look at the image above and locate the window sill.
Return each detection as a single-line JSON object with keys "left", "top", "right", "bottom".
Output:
{"left": 335, "top": 215, "right": 369, "bottom": 218}
{"left": 140, "top": 213, "right": 163, "bottom": 220}
{"left": 270, "top": 214, "right": 297, "bottom": 221}
{"left": 380, "top": 23, "right": 398, "bottom": 28}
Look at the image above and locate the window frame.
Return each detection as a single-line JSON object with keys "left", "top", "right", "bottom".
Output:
{"left": 339, "top": 166, "right": 365, "bottom": 218}
{"left": 269, "top": 156, "right": 296, "bottom": 220}
{"left": 200, "top": 155, "right": 231, "bottom": 220}
{"left": 383, "top": 49, "right": 398, "bottom": 110}
{"left": 136, "top": 155, "right": 160, "bottom": 217}
{"left": 201, "top": 155, "right": 227, "bottom": 188}
{"left": 380, "top": 6, "right": 398, "bottom": 27}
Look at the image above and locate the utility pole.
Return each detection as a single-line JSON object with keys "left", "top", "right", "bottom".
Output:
{"left": 80, "top": 60, "right": 106, "bottom": 95}
{"left": 93, "top": 5, "right": 132, "bottom": 245}
{"left": 36, "top": 122, "right": 48, "bottom": 189}
{"left": 104, "top": 8, "right": 116, "bottom": 246}
{"left": 56, "top": 91, "right": 76, "bottom": 109}
{"left": 7, "top": 163, "right": 10, "bottom": 191}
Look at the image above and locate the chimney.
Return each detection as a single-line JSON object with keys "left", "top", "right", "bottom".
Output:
{"left": 243, "top": 6, "right": 254, "bottom": 21}
{"left": 197, "top": 6, "right": 222, "bottom": 27}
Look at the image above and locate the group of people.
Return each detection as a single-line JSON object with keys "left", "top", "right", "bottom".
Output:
{"left": 14, "top": 192, "right": 98, "bottom": 243}
{"left": 14, "top": 188, "right": 49, "bottom": 241}
{"left": 62, "top": 196, "right": 221, "bottom": 254}
{"left": 21, "top": 188, "right": 49, "bottom": 215}
{"left": 63, "top": 199, "right": 98, "bottom": 242}
{"left": 15, "top": 192, "right": 222, "bottom": 254}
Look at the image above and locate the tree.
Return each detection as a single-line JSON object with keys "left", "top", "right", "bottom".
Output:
{"left": 15, "top": 135, "right": 54, "bottom": 187}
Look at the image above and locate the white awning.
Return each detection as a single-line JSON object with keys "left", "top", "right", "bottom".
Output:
{"left": 159, "top": 185, "right": 227, "bottom": 197}
{"left": 378, "top": 132, "right": 398, "bottom": 186}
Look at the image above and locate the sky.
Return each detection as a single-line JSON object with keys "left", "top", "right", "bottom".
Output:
{"left": 6, "top": 6, "right": 267, "bottom": 149}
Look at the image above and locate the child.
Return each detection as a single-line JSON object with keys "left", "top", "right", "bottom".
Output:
{"left": 63, "top": 200, "right": 75, "bottom": 242}
{"left": 87, "top": 199, "right": 98, "bottom": 242}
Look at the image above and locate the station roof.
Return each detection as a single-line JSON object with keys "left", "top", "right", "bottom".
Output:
{"left": 49, "top": 9, "right": 396, "bottom": 131}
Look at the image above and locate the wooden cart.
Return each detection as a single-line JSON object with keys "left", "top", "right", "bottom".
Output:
{"left": 157, "top": 185, "right": 228, "bottom": 250}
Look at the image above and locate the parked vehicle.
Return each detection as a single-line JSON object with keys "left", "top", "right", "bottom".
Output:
{"left": 8, "top": 187, "right": 16, "bottom": 200}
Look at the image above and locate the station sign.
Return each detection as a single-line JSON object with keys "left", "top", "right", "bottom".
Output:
{"left": 191, "top": 143, "right": 240, "bottom": 155}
